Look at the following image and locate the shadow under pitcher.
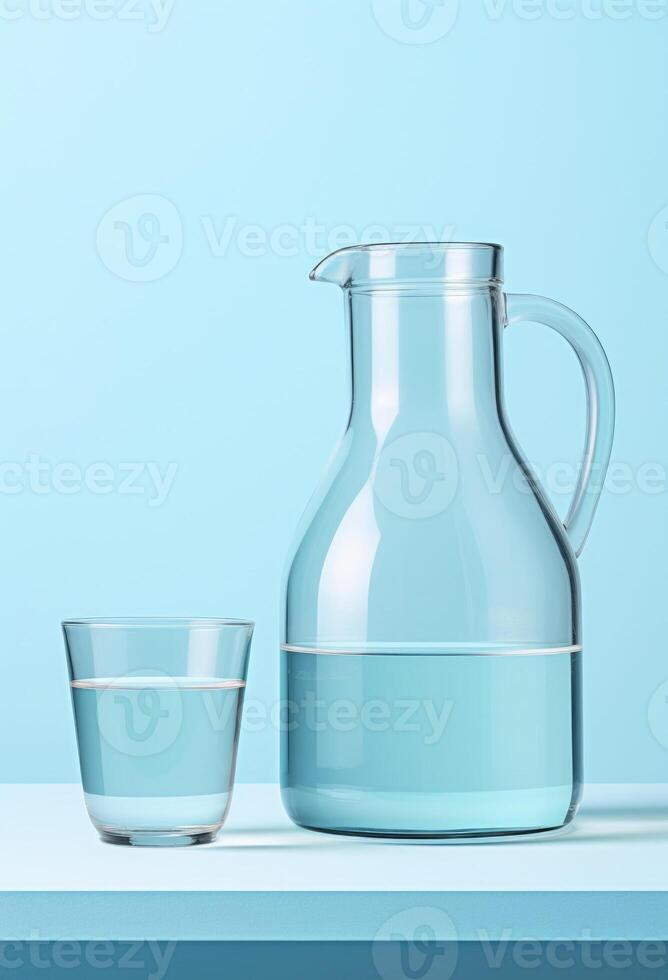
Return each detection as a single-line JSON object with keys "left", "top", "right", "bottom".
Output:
{"left": 281, "top": 242, "right": 615, "bottom": 839}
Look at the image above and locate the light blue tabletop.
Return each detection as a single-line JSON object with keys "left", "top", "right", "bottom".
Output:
{"left": 1, "top": 784, "right": 666, "bottom": 941}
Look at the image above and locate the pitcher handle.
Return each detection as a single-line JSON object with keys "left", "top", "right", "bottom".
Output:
{"left": 505, "top": 294, "right": 615, "bottom": 557}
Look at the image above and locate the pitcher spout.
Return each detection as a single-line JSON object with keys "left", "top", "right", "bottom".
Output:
{"left": 309, "top": 246, "right": 361, "bottom": 287}
{"left": 310, "top": 242, "right": 504, "bottom": 289}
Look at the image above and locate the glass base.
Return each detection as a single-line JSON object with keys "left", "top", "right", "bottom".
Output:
{"left": 98, "top": 828, "right": 217, "bottom": 847}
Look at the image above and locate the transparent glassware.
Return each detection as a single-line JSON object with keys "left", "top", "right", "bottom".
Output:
{"left": 281, "top": 243, "right": 615, "bottom": 839}
{"left": 63, "top": 617, "right": 253, "bottom": 846}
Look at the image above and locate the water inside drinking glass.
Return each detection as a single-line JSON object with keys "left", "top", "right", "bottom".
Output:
{"left": 63, "top": 618, "right": 253, "bottom": 846}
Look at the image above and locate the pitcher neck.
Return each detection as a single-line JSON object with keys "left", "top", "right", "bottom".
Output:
{"left": 346, "top": 287, "right": 506, "bottom": 437}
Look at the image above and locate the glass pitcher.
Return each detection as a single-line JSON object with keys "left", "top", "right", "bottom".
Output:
{"left": 281, "top": 243, "right": 614, "bottom": 838}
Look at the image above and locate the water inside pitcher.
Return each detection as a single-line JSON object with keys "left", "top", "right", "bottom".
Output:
{"left": 281, "top": 243, "right": 614, "bottom": 838}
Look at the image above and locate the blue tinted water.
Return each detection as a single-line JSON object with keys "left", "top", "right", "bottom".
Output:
{"left": 281, "top": 649, "right": 581, "bottom": 837}
{"left": 71, "top": 677, "right": 244, "bottom": 838}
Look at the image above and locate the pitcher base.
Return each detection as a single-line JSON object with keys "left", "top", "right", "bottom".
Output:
{"left": 282, "top": 784, "right": 579, "bottom": 839}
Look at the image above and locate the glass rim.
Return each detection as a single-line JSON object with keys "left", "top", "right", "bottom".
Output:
{"left": 62, "top": 617, "right": 254, "bottom": 630}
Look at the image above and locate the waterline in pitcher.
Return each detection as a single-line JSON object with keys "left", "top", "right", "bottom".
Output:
{"left": 281, "top": 648, "right": 581, "bottom": 837}
{"left": 281, "top": 642, "right": 582, "bottom": 656}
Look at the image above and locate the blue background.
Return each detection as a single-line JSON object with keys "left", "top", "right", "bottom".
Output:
{"left": 0, "top": 0, "right": 665, "bottom": 784}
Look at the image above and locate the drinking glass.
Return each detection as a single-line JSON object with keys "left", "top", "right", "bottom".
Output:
{"left": 63, "top": 617, "right": 253, "bottom": 846}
